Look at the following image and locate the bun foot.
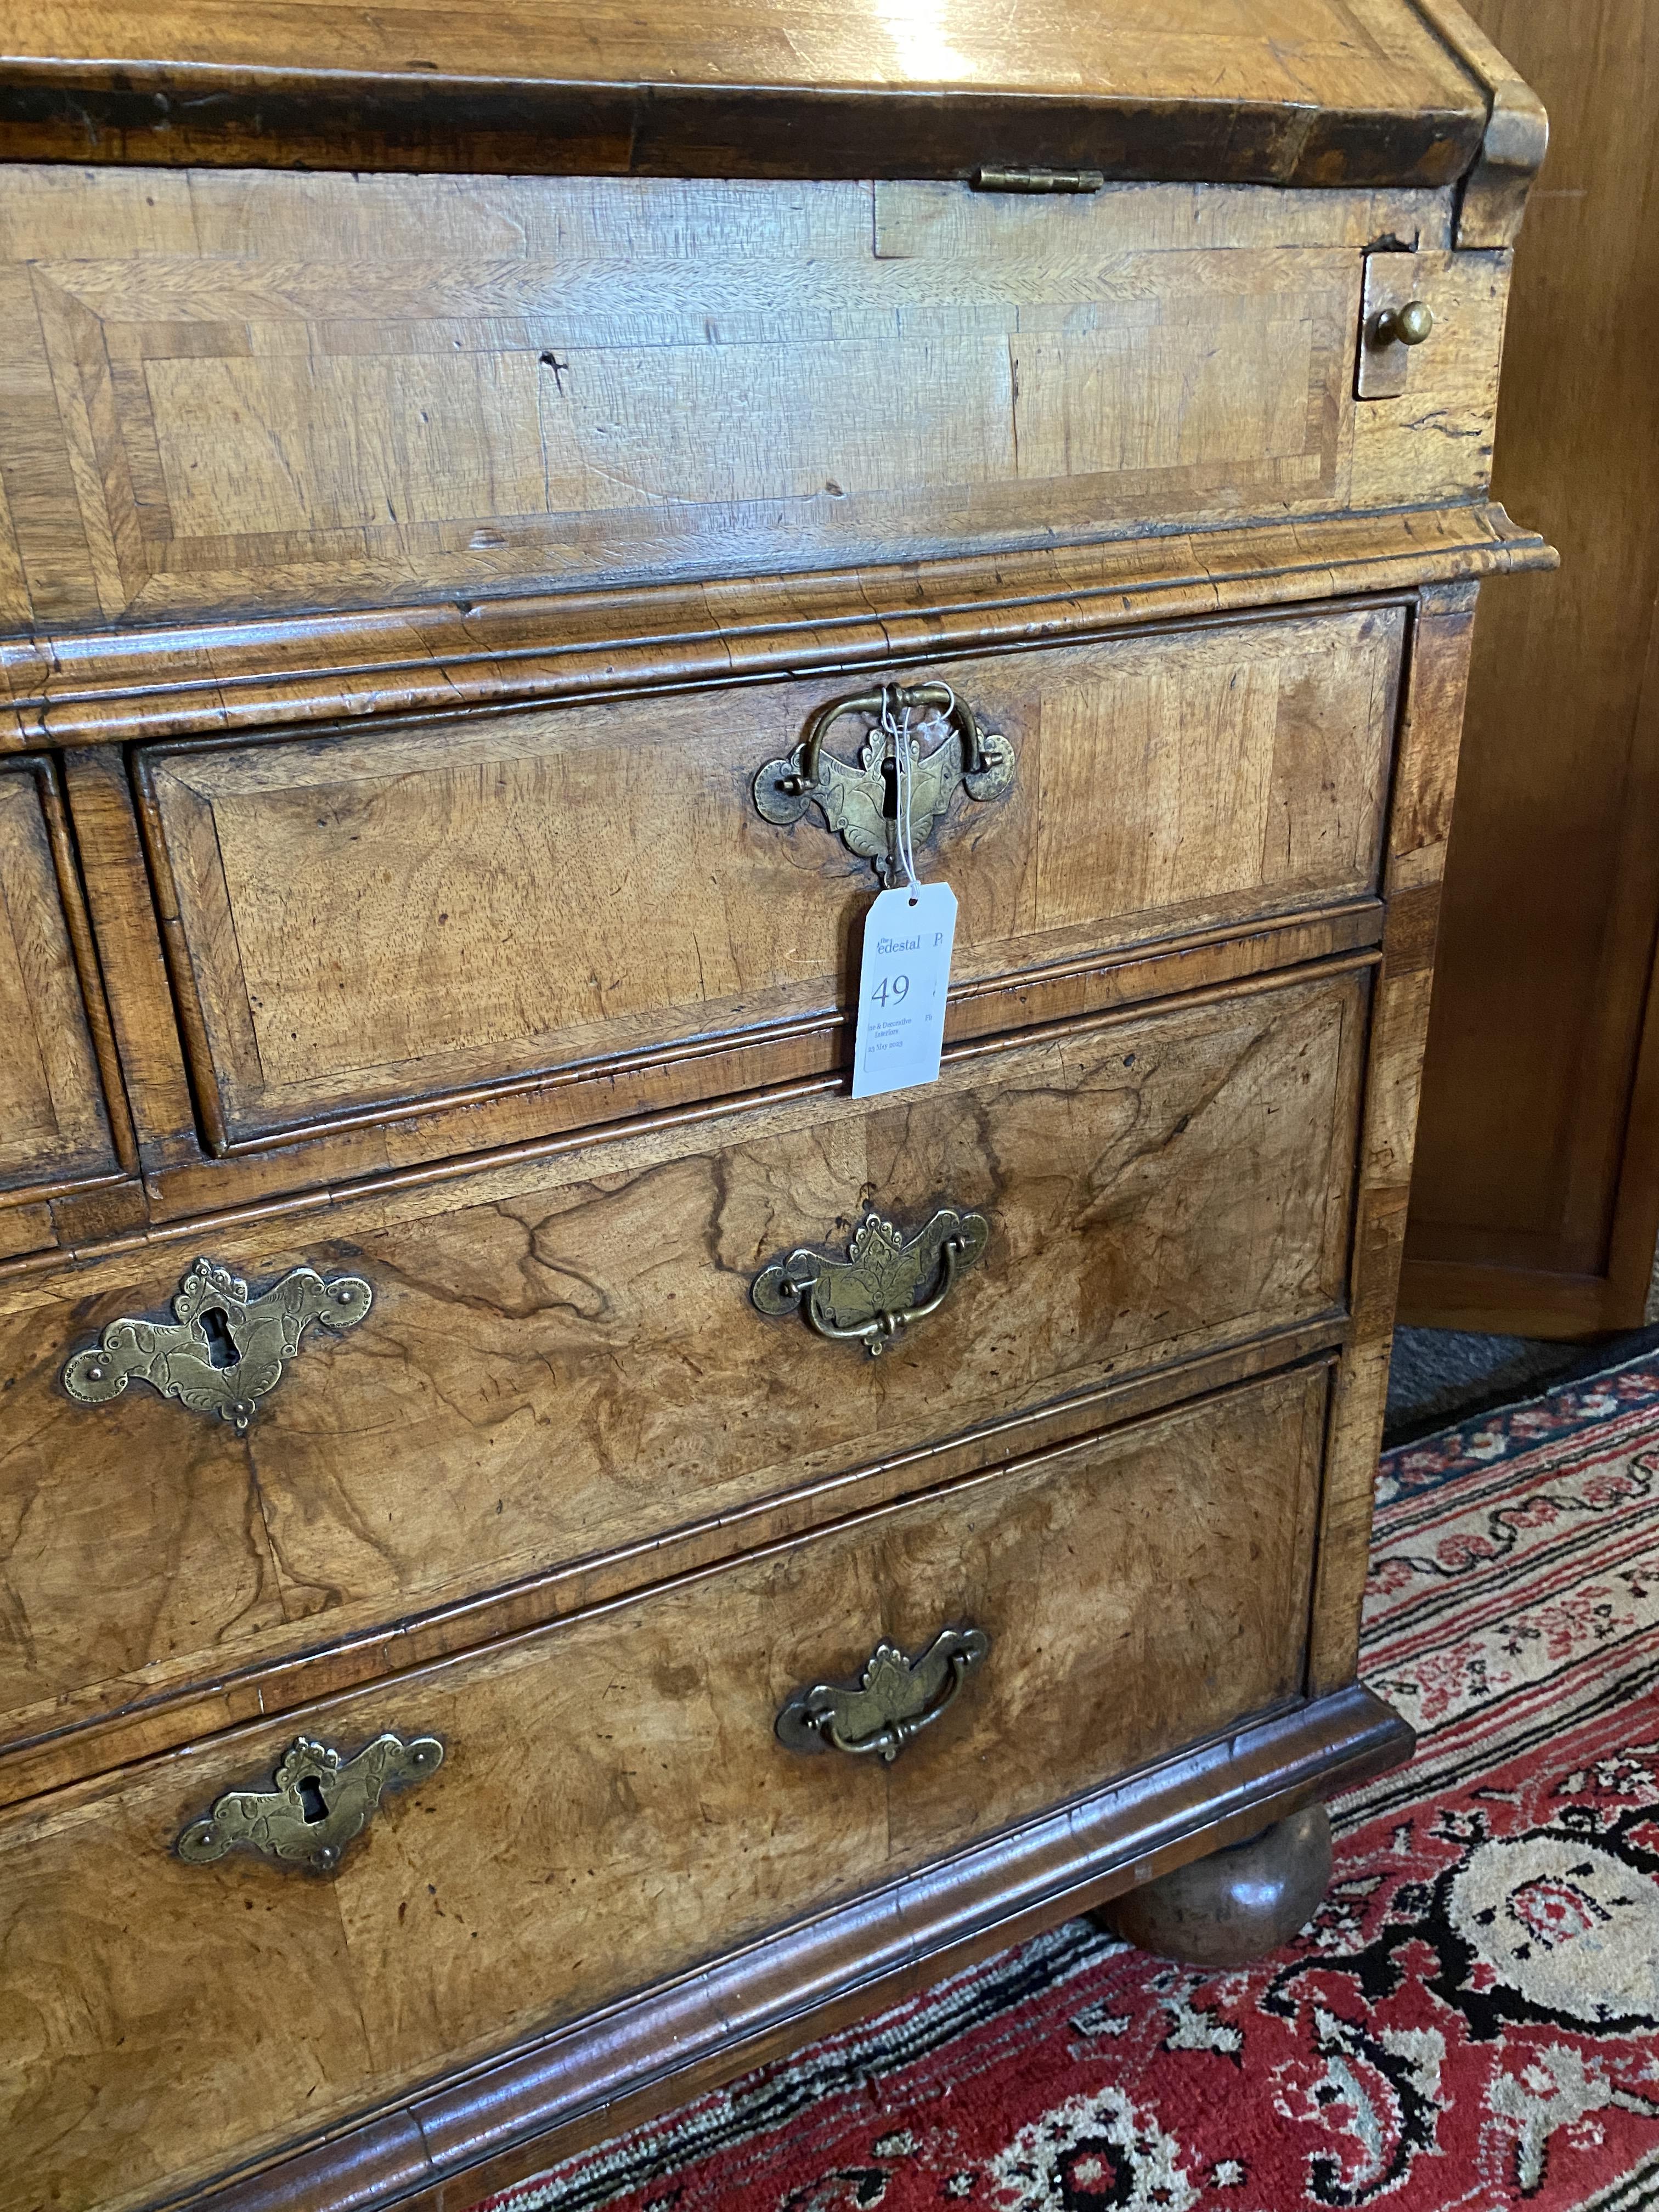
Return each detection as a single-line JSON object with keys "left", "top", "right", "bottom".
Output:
{"left": 1092, "top": 1802, "right": 1333, "bottom": 1967}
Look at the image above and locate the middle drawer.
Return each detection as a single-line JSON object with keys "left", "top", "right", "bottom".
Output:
{"left": 8, "top": 963, "right": 1365, "bottom": 1770}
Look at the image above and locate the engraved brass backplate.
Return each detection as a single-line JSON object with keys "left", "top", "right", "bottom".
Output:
{"left": 178, "top": 1731, "right": 443, "bottom": 1875}
{"left": 777, "top": 1627, "right": 991, "bottom": 1762}
{"left": 754, "top": 683, "right": 1013, "bottom": 881}
{"left": 61, "top": 1255, "right": 373, "bottom": 1434}
{"left": 752, "top": 1205, "right": 989, "bottom": 1355}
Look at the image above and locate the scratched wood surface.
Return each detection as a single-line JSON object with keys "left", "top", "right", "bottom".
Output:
{"left": 0, "top": 965, "right": 1365, "bottom": 1768}
{"left": 0, "top": 1361, "right": 1328, "bottom": 2212}
{"left": 0, "top": 760, "right": 123, "bottom": 1201}
{"left": 0, "top": 0, "right": 1487, "bottom": 182}
{"left": 0, "top": 170, "right": 1512, "bottom": 634}
{"left": 136, "top": 607, "right": 1399, "bottom": 1149}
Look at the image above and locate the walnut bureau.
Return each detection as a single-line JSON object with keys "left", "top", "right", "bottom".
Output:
{"left": 0, "top": 6, "right": 1551, "bottom": 2209}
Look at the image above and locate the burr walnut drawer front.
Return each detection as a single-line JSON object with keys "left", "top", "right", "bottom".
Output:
{"left": 15, "top": 965, "right": 1366, "bottom": 1762}
{"left": 134, "top": 603, "right": 1401, "bottom": 1154}
{"left": 0, "top": 1361, "right": 1328, "bottom": 2212}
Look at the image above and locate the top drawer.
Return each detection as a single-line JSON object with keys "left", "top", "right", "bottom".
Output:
{"left": 0, "top": 169, "right": 1504, "bottom": 634}
{"left": 137, "top": 606, "right": 1400, "bottom": 1151}
{"left": 0, "top": 759, "right": 125, "bottom": 1214}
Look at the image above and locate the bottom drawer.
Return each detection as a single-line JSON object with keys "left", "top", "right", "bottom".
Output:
{"left": 2, "top": 1362, "right": 1329, "bottom": 2212}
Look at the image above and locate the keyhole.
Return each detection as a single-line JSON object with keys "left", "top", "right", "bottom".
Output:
{"left": 199, "top": 1307, "right": 239, "bottom": 1369}
{"left": 880, "top": 757, "right": 900, "bottom": 819}
{"left": 296, "top": 1775, "right": 330, "bottom": 1824}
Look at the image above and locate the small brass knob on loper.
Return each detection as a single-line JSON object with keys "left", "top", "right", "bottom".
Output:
{"left": 1373, "top": 299, "right": 1434, "bottom": 348}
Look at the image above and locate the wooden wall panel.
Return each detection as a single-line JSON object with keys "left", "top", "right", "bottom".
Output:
{"left": 1401, "top": 0, "right": 1659, "bottom": 1336}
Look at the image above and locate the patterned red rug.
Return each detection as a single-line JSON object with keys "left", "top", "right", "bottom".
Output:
{"left": 472, "top": 1355, "right": 1659, "bottom": 2212}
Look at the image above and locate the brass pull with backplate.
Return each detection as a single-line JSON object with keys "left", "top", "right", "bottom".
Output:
{"left": 777, "top": 1627, "right": 990, "bottom": 1762}
{"left": 751, "top": 1205, "right": 989, "bottom": 1355}
{"left": 178, "top": 1731, "right": 443, "bottom": 1874}
{"left": 61, "top": 1255, "right": 372, "bottom": 1434}
{"left": 753, "top": 682, "right": 1013, "bottom": 882}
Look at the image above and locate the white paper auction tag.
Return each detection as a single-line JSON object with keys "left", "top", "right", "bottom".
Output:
{"left": 851, "top": 880, "right": 958, "bottom": 1099}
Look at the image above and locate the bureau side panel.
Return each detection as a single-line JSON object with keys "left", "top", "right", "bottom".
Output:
{"left": 1308, "top": 583, "right": 1477, "bottom": 1694}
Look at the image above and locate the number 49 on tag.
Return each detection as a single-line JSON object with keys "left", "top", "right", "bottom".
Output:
{"left": 851, "top": 881, "right": 958, "bottom": 1099}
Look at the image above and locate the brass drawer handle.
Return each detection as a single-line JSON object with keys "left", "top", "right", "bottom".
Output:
{"left": 178, "top": 1731, "right": 443, "bottom": 1875}
{"left": 753, "top": 681, "right": 1013, "bottom": 882}
{"left": 752, "top": 1205, "right": 989, "bottom": 1356}
{"left": 777, "top": 1627, "right": 990, "bottom": 1763}
{"left": 61, "top": 1255, "right": 372, "bottom": 1434}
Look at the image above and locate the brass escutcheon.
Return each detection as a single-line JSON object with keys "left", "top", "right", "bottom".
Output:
{"left": 61, "top": 1255, "right": 372, "bottom": 1434}
{"left": 751, "top": 1205, "right": 989, "bottom": 1355}
{"left": 178, "top": 1731, "right": 443, "bottom": 1875}
{"left": 753, "top": 682, "right": 1013, "bottom": 882}
{"left": 777, "top": 1627, "right": 991, "bottom": 1763}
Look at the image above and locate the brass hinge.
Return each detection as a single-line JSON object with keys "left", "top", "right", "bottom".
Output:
{"left": 971, "top": 165, "right": 1103, "bottom": 194}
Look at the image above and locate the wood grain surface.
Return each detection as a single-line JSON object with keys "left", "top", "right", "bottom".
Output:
{"left": 0, "top": 758, "right": 127, "bottom": 1202}
{"left": 0, "top": 1314, "right": 1350, "bottom": 1811}
{"left": 0, "top": 1, "right": 1487, "bottom": 183}
{"left": 137, "top": 609, "right": 1400, "bottom": 1149}
{"left": 0, "top": 1362, "right": 1329, "bottom": 2212}
{"left": 1347, "top": 245, "right": 1514, "bottom": 509}
{"left": 0, "top": 170, "right": 1514, "bottom": 634}
{"left": 0, "top": 965, "right": 1367, "bottom": 1773}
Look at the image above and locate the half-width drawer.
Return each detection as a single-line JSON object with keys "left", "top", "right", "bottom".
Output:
{"left": 0, "top": 759, "right": 126, "bottom": 1232}
{"left": 10, "top": 964, "right": 1365, "bottom": 1770}
{"left": 136, "top": 604, "right": 1400, "bottom": 1152}
{"left": 0, "top": 1361, "right": 1328, "bottom": 2212}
